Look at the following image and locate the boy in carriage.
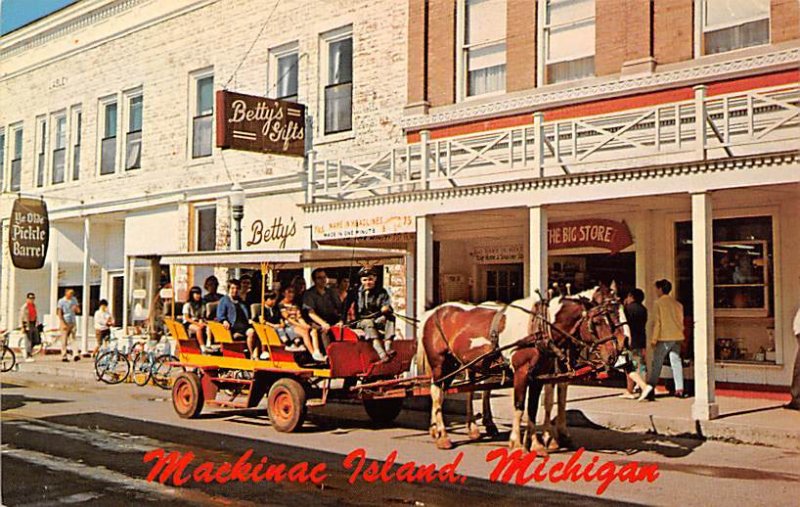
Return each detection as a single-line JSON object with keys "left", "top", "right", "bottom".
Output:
{"left": 355, "top": 267, "right": 396, "bottom": 363}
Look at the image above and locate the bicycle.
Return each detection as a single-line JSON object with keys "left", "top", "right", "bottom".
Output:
{"left": 94, "top": 336, "right": 131, "bottom": 385}
{"left": 1, "top": 329, "right": 16, "bottom": 373}
{"left": 31, "top": 328, "right": 61, "bottom": 357}
{"left": 130, "top": 337, "right": 182, "bottom": 389}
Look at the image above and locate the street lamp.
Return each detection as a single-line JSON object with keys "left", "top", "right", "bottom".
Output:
{"left": 229, "top": 182, "right": 245, "bottom": 278}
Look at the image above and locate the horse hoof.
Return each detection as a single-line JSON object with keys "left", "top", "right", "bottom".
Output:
{"left": 468, "top": 427, "right": 481, "bottom": 441}
{"left": 436, "top": 437, "right": 453, "bottom": 450}
{"left": 429, "top": 425, "right": 439, "bottom": 440}
{"left": 485, "top": 424, "right": 499, "bottom": 437}
{"left": 508, "top": 439, "right": 524, "bottom": 450}
{"left": 531, "top": 442, "right": 549, "bottom": 456}
{"left": 547, "top": 438, "right": 560, "bottom": 452}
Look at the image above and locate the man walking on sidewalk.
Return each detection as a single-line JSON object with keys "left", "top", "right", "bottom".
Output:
{"left": 57, "top": 289, "right": 81, "bottom": 362}
{"left": 640, "top": 279, "right": 686, "bottom": 401}
{"left": 18, "top": 292, "right": 40, "bottom": 362}
{"left": 787, "top": 304, "right": 800, "bottom": 410}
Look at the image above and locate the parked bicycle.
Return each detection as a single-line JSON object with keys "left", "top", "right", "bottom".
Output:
{"left": 1, "top": 329, "right": 16, "bottom": 372}
{"left": 31, "top": 328, "right": 62, "bottom": 357}
{"left": 130, "top": 338, "right": 182, "bottom": 389}
{"left": 94, "top": 336, "right": 131, "bottom": 385}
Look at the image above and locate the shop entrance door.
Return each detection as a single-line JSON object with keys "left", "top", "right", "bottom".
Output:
{"left": 111, "top": 274, "right": 124, "bottom": 326}
{"left": 485, "top": 264, "right": 523, "bottom": 303}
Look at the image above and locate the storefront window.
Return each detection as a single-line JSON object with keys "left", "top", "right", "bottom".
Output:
{"left": 675, "top": 216, "right": 775, "bottom": 363}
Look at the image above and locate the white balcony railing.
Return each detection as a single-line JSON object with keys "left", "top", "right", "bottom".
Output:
{"left": 308, "top": 83, "right": 799, "bottom": 202}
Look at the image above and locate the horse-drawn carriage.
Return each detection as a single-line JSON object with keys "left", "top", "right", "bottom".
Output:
{"left": 159, "top": 247, "right": 629, "bottom": 451}
{"left": 160, "top": 247, "right": 418, "bottom": 432}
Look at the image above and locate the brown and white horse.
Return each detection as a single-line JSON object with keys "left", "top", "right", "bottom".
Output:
{"left": 421, "top": 286, "right": 627, "bottom": 451}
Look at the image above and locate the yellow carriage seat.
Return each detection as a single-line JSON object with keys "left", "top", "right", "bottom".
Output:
{"left": 206, "top": 320, "right": 234, "bottom": 344}
{"left": 252, "top": 322, "right": 283, "bottom": 349}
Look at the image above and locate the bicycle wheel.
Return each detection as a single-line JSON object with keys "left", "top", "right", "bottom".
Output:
{"left": 95, "top": 351, "right": 130, "bottom": 385}
{"left": 131, "top": 350, "right": 152, "bottom": 386}
{"left": 1, "top": 346, "right": 16, "bottom": 372}
{"left": 151, "top": 354, "right": 183, "bottom": 390}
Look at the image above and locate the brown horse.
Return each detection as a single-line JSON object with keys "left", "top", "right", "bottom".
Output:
{"left": 421, "top": 286, "right": 627, "bottom": 451}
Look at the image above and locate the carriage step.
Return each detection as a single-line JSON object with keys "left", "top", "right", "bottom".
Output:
{"left": 208, "top": 377, "right": 254, "bottom": 385}
{"left": 207, "top": 400, "right": 249, "bottom": 409}
{"left": 306, "top": 398, "right": 326, "bottom": 407}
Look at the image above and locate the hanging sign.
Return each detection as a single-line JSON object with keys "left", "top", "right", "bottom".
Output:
{"left": 9, "top": 197, "right": 50, "bottom": 269}
{"left": 548, "top": 219, "right": 633, "bottom": 253}
{"left": 216, "top": 90, "right": 305, "bottom": 157}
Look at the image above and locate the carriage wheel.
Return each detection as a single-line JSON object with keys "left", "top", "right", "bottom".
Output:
{"left": 267, "top": 378, "right": 307, "bottom": 433}
{"left": 172, "top": 372, "right": 204, "bottom": 419}
{"left": 363, "top": 398, "right": 404, "bottom": 426}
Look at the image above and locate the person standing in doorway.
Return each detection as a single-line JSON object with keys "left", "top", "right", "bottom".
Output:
{"left": 620, "top": 288, "right": 649, "bottom": 399}
{"left": 640, "top": 279, "right": 686, "bottom": 401}
{"left": 93, "top": 299, "right": 114, "bottom": 357}
{"left": 18, "top": 293, "right": 40, "bottom": 362}
{"left": 787, "top": 304, "right": 800, "bottom": 410}
{"left": 57, "top": 288, "right": 81, "bottom": 362}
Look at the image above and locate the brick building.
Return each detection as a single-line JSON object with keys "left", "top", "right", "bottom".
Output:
{"left": 1, "top": 0, "right": 799, "bottom": 418}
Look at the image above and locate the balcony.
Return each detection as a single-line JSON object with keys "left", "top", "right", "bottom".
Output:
{"left": 307, "top": 83, "right": 799, "bottom": 202}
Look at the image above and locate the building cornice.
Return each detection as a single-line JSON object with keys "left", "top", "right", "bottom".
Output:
{"left": 400, "top": 46, "right": 800, "bottom": 132}
{"left": 303, "top": 151, "right": 800, "bottom": 213}
{"left": 0, "top": 0, "right": 145, "bottom": 59}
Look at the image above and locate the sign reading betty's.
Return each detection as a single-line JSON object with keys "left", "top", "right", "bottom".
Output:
{"left": 243, "top": 193, "right": 305, "bottom": 250}
{"left": 216, "top": 91, "right": 305, "bottom": 157}
{"left": 9, "top": 198, "right": 50, "bottom": 269}
{"left": 548, "top": 219, "right": 633, "bottom": 254}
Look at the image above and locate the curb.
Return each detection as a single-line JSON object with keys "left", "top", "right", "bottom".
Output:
{"left": 13, "top": 362, "right": 97, "bottom": 381}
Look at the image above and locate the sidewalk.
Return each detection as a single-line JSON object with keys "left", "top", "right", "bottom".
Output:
{"left": 8, "top": 355, "right": 800, "bottom": 451}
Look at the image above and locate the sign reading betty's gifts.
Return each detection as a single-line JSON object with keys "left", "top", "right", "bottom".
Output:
{"left": 548, "top": 219, "right": 633, "bottom": 253}
{"left": 314, "top": 216, "right": 415, "bottom": 240}
{"left": 9, "top": 198, "right": 50, "bottom": 269}
{"left": 216, "top": 90, "right": 305, "bottom": 157}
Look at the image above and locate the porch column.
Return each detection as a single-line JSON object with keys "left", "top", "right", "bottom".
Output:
{"left": 528, "top": 206, "right": 548, "bottom": 298}
{"left": 122, "top": 255, "right": 132, "bottom": 330}
{"left": 49, "top": 231, "right": 60, "bottom": 329}
{"left": 405, "top": 252, "right": 416, "bottom": 341}
{"left": 415, "top": 215, "right": 433, "bottom": 320}
{"left": 691, "top": 191, "right": 719, "bottom": 420}
{"left": 415, "top": 215, "right": 433, "bottom": 375}
{"left": 81, "top": 216, "right": 91, "bottom": 354}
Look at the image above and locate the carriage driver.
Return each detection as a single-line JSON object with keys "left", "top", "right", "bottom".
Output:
{"left": 355, "top": 267, "right": 397, "bottom": 363}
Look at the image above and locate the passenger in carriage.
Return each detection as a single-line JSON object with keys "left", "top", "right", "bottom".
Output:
{"left": 280, "top": 287, "right": 324, "bottom": 360}
{"left": 303, "top": 269, "right": 342, "bottom": 362}
{"left": 337, "top": 276, "right": 356, "bottom": 323}
{"left": 182, "top": 286, "right": 208, "bottom": 352}
{"left": 216, "top": 279, "right": 260, "bottom": 359}
{"left": 354, "top": 267, "right": 396, "bottom": 363}
{"left": 254, "top": 291, "right": 304, "bottom": 353}
{"left": 202, "top": 275, "right": 222, "bottom": 304}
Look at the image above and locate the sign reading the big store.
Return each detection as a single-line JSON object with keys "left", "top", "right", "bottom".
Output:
{"left": 216, "top": 90, "right": 305, "bottom": 157}
{"left": 548, "top": 219, "right": 633, "bottom": 254}
{"left": 9, "top": 198, "right": 50, "bottom": 270}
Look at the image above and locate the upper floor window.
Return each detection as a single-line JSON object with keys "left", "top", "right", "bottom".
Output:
{"left": 10, "top": 126, "right": 23, "bottom": 191}
{"left": 126, "top": 94, "right": 143, "bottom": 170}
{"left": 36, "top": 117, "right": 47, "bottom": 187}
{"left": 100, "top": 100, "right": 118, "bottom": 175}
{"left": 702, "top": 0, "right": 770, "bottom": 55}
{"left": 72, "top": 107, "right": 82, "bottom": 181}
{"left": 540, "top": 0, "right": 595, "bottom": 85}
{"left": 322, "top": 28, "right": 353, "bottom": 135}
{"left": 192, "top": 73, "right": 214, "bottom": 158}
{"left": 459, "top": 0, "right": 507, "bottom": 98}
{"left": 271, "top": 43, "right": 300, "bottom": 102}
{"left": 51, "top": 115, "right": 67, "bottom": 184}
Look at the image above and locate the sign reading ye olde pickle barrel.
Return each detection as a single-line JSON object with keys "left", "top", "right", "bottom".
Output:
{"left": 9, "top": 198, "right": 50, "bottom": 269}
{"left": 216, "top": 90, "right": 305, "bottom": 157}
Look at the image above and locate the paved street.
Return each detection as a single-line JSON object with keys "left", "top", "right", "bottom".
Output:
{"left": 2, "top": 372, "right": 799, "bottom": 506}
